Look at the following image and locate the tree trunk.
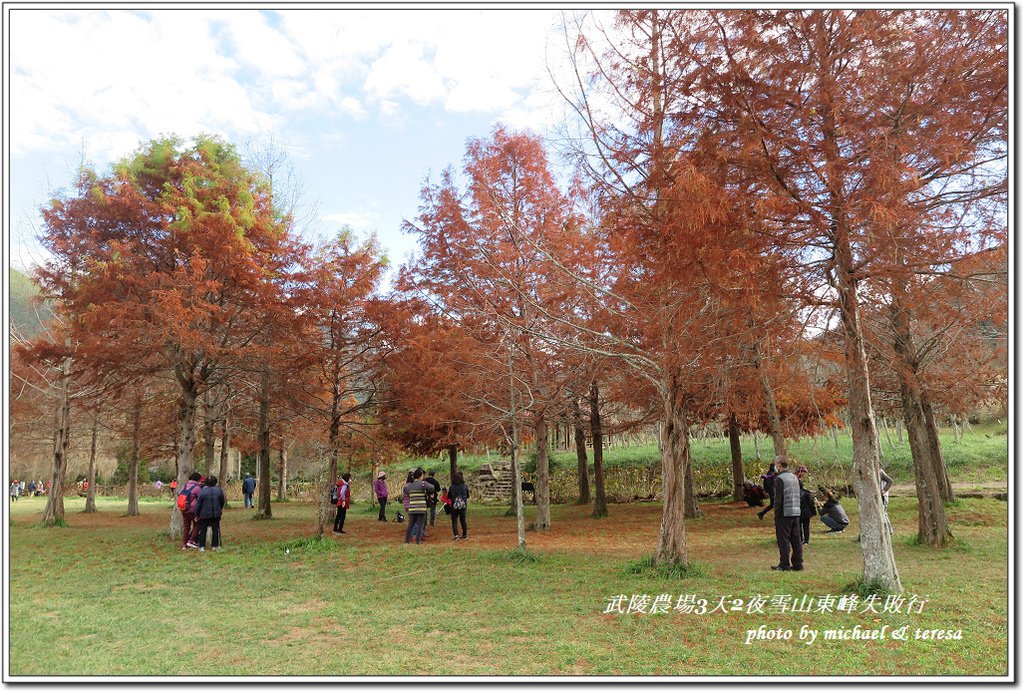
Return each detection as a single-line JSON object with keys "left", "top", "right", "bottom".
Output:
{"left": 83, "top": 416, "right": 98, "bottom": 513}
{"left": 891, "top": 284, "right": 952, "bottom": 547}
{"left": 218, "top": 415, "right": 230, "bottom": 499}
{"left": 168, "top": 380, "right": 199, "bottom": 539}
{"left": 202, "top": 389, "right": 216, "bottom": 473}
{"left": 532, "top": 412, "right": 551, "bottom": 530}
{"left": 277, "top": 442, "right": 288, "bottom": 501}
{"left": 728, "top": 413, "right": 744, "bottom": 502}
{"left": 571, "top": 395, "right": 590, "bottom": 505}
{"left": 683, "top": 450, "right": 699, "bottom": 519}
{"left": 448, "top": 444, "right": 458, "bottom": 483}
{"left": 257, "top": 367, "right": 273, "bottom": 518}
{"left": 752, "top": 338, "right": 787, "bottom": 458}
{"left": 42, "top": 359, "right": 72, "bottom": 527}
{"left": 589, "top": 380, "right": 607, "bottom": 518}
{"left": 654, "top": 367, "right": 688, "bottom": 566}
{"left": 507, "top": 339, "right": 526, "bottom": 550}
{"left": 127, "top": 400, "right": 141, "bottom": 516}
{"left": 834, "top": 223, "right": 902, "bottom": 591}
{"left": 921, "top": 392, "right": 954, "bottom": 502}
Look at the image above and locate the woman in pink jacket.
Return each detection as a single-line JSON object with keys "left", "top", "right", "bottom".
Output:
{"left": 374, "top": 471, "right": 389, "bottom": 522}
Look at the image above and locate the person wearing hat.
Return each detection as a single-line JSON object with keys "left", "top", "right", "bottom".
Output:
{"left": 373, "top": 471, "right": 389, "bottom": 522}
{"left": 796, "top": 465, "right": 816, "bottom": 545}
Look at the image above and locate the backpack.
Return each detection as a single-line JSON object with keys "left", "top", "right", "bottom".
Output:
{"left": 330, "top": 484, "right": 340, "bottom": 504}
{"left": 453, "top": 494, "right": 467, "bottom": 511}
{"left": 395, "top": 511, "right": 405, "bottom": 523}
{"left": 176, "top": 487, "right": 189, "bottom": 511}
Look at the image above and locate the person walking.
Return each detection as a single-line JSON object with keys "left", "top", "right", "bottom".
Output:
{"left": 180, "top": 472, "right": 204, "bottom": 550}
{"left": 374, "top": 471, "right": 389, "bottom": 522}
{"left": 194, "top": 475, "right": 226, "bottom": 551}
{"left": 404, "top": 469, "right": 430, "bottom": 544}
{"left": 771, "top": 457, "right": 803, "bottom": 571}
{"left": 819, "top": 490, "right": 850, "bottom": 532}
{"left": 241, "top": 473, "right": 257, "bottom": 509}
{"left": 448, "top": 470, "right": 470, "bottom": 541}
{"left": 425, "top": 470, "right": 441, "bottom": 527}
{"left": 332, "top": 473, "right": 351, "bottom": 534}
{"left": 757, "top": 459, "right": 778, "bottom": 520}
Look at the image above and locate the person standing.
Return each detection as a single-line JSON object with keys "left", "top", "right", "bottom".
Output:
{"left": 10, "top": 481, "right": 20, "bottom": 503}
{"left": 194, "top": 475, "right": 226, "bottom": 551}
{"left": 448, "top": 470, "right": 470, "bottom": 541}
{"left": 404, "top": 469, "right": 430, "bottom": 544}
{"left": 796, "top": 465, "right": 816, "bottom": 545}
{"left": 241, "top": 473, "right": 257, "bottom": 509}
{"left": 771, "top": 457, "right": 803, "bottom": 571}
{"left": 333, "top": 473, "right": 351, "bottom": 534}
{"left": 425, "top": 470, "right": 441, "bottom": 527}
{"left": 374, "top": 471, "right": 389, "bottom": 522}
{"left": 180, "top": 472, "right": 204, "bottom": 550}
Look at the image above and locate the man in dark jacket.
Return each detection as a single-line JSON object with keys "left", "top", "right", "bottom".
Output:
{"left": 771, "top": 457, "right": 803, "bottom": 571}
{"left": 194, "top": 475, "right": 226, "bottom": 551}
{"left": 241, "top": 473, "right": 257, "bottom": 509}
{"left": 425, "top": 470, "right": 441, "bottom": 527}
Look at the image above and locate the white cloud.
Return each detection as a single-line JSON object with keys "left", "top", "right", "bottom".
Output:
{"left": 322, "top": 211, "right": 376, "bottom": 229}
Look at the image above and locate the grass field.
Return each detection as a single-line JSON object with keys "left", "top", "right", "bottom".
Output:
{"left": 396, "top": 423, "right": 1009, "bottom": 486}
{"left": 7, "top": 487, "right": 1008, "bottom": 677}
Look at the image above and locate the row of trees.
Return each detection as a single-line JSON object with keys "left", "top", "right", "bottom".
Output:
{"left": 11, "top": 10, "right": 1005, "bottom": 593}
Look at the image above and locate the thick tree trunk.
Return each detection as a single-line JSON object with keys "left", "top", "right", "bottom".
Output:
{"left": 168, "top": 381, "right": 198, "bottom": 539}
{"left": 589, "top": 380, "right": 607, "bottom": 518}
{"left": 571, "top": 395, "right": 590, "bottom": 505}
{"left": 834, "top": 227, "right": 902, "bottom": 591}
{"left": 532, "top": 412, "right": 551, "bottom": 530}
{"left": 654, "top": 368, "right": 689, "bottom": 566}
{"left": 448, "top": 444, "right": 459, "bottom": 483}
{"left": 127, "top": 401, "right": 141, "bottom": 516}
{"left": 920, "top": 392, "right": 954, "bottom": 502}
{"left": 42, "top": 360, "right": 72, "bottom": 527}
{"left": 752, "top": 339, "right": 787, "bottom": 458}
{"left": 83, "top": 416, "right": 98, "bottom": 513}
{"left": 257, "top": 368, "right": 273, "bottom": 518}
{"left": 891, "top": 284, "right": 952, "bottom": 547}
{"left": 728, "top": 413, "right": 745, "bottom": 502}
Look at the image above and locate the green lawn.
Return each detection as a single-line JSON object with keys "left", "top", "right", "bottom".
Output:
{"left": 7, "top": 490, "right": 1008, "bottom": 677}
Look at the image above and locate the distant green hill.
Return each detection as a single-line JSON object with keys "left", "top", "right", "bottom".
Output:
{"left": 9, "top": 268, "right": 52, "bottom": 338}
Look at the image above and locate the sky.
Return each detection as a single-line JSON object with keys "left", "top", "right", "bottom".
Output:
{"left": 6, "top": 7, "right": 592, "bottom": 279}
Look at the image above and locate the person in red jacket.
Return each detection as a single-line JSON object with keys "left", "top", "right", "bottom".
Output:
{"left": 332, "top": 473, "right": 351, "bottom": 534}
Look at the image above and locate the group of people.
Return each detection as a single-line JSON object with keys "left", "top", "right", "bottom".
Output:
{"left": 744, "top": 454, "right": 893, "bottom": 571}
{"left": 177, "top": 472, "right": 227, "bottom": 552}
{"left": 338, "top": 467, "right": 470, "bottom": 544}
{"left": 9, "top": 480, "right": 49, "bottom": 501}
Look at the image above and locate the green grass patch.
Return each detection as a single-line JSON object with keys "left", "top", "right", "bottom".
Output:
{"left": 6, "top": 490, "right": 1008, "bottom": 677}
